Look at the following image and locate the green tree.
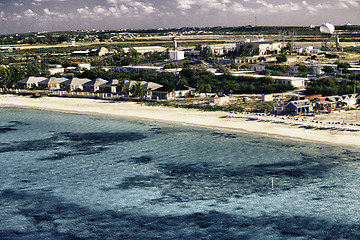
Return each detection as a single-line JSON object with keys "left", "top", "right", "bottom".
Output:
{"left": 130, "top": 81, "right": 145, "bottom": 98}
{"left": 276, "top": 54, "right": 287, "bottom": 63}
{"left": 298, "top": 65, "right": 309, "bottom": 73}
{"left": 230, "top": 62, "right": 239, "bottom": 70}
{"left": 322, "top": 66, "right": 334, "bottom": 74}
{"left": 200, "top": 46, "right": 213, "bottom": 60}
{"left": 259, "top": 69, "right": 270, "bottom": 75}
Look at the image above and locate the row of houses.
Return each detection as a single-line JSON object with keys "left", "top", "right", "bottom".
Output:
{"left": 16, "top": 76, "right": 194, "bottom": 100}
{"left": 285, "top": 94, "right": 360, "bottom": 115}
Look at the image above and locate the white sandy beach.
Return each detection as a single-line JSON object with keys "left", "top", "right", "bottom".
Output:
{"left": 1, "top": 94, "right": 360, "bottom": 148}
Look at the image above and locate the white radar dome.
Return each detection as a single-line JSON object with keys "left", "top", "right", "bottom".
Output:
{"left": 320, "top": 23, "right": 335, "bottom": 34}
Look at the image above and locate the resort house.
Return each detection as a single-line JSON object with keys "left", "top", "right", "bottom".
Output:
{"left": 64, "top": 78, "right": 91, "bottom": 91}
{"left": 285, "top": 100, "right": 313, "bottom": 115}
{"left": 83, "top": 78, "right": 109, "bottom": 93}
{"left": 38, "top": 77, "right": 68, "bottom": 90}
{"left": 17, "top": 77, "right": 48, "bottom": 89}
{"left": 210, "top": 94, "right": 230, "bottom": 105}
{"left": 152, "top": 85, "right": 195, "bottom": 100}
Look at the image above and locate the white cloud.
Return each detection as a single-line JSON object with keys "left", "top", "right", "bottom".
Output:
{"left": 24, "top": 9, "right": 38, "bottom": 18}
{"left": 177, "top": 0, "right": 196, "bottom": 10}
{"left": 232, "top": 2, "right": 252, "bottom": 13}
{"left": 0, "top": 11, "right": 7, "bottom": 21}
{"left": 340, "top": 0, "right": 359, "bottom": 7}
{"left": 106, "top": 0, "right": 157, "bottom": 17}
{"left": 14, "top": 3, "right": 24, "bottom": 7}
{"left": 44, "top": 8, "right": 56, "bottom": 15}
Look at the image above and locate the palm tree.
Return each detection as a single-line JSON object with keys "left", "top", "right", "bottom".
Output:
{"left": 130, "top": 81, "right": 145, "bottom": 98}
{"left": 117, "top": 79, "right": 127, "bottom": 96}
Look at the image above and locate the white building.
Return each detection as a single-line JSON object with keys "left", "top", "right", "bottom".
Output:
{"left": 116, "top": 66, "right": 163, "bottom": 74}
{"left": 122, "top": 46, "right": 167, "bottom": 54}
{"left": 38, "top": 77, "right": 68, "bottom": 90}
{"left": 247, "top": 64, "right": 266, "bottom": 72}
{"left": 348, "top": 67, "right": 360, "bottom": 74}
{"left": 78, "top": 63, "right": 91, "bottom": 70}
{"left": 272, "top": 76, "right": 308, "bottom": 88}
{"left": 169, "top": 50, "right": 185, "bottom": 61}
{"left": 17, "top": 77, "right": 47, "bottom": 89}
{"left": 235, "top": 74, "right": 308, "bottom": 88}
{"left": 83, "top": 78, "right": 109, "bottom": 92}
{"left": 209, "top": 44, "right": 236, "bottom": 55}
{"left": 63, "top": 78, "right": 91, "bottom": 91}
{"left": 236, "top": 41, "right": 282, "bottom": 56}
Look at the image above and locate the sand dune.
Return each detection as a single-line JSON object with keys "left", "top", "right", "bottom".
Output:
{"left": 1, "top": 95, "right": 359, "bottom": 148}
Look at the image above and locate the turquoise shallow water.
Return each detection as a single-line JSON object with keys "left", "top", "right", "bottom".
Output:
{"left": 0, "top": 107, "right": 360, "bottom": 239}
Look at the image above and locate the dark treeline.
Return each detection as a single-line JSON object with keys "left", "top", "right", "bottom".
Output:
{"left": 0, "top": 63, "right": 294, "bottom": 94}
{"left": 76, "top": 66, "right": 294, "bottom": 94}
{"left": 0, "top": 61, "right": 49, "bottom": 88}
{"left": 306, "top": 76, "right": 360, "bottom": 96}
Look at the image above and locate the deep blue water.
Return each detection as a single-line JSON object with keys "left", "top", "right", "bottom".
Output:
{"left": 0, "top": 107, "right": 359, "bottom": 240}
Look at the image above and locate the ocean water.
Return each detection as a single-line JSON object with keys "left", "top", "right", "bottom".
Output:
{"left": 0, "top": 107, "right": 359, "bottom": 240}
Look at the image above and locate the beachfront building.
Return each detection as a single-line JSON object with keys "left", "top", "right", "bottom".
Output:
{"left": 119, "top": 80, "right": 163, "bottom": 98}
{"left": 83, "top": 78, "right": 109, "bottom": 93}
{"left": 210, "top": 94, "right": 230, "bottom": 105}
{"left": 152, "top": 85, "right": 195, "bottom": 100}
{"left": 325, "top": 94, "right": 359, "bottom": 109}
{"left": 38, "top": 77, "right": 68, "bottom": 90}
{"left": 63, "top": 78, "right": 91, "bottom": 91}
{"left": 100, "top": 79, "right": 119, "bottom": 93}
{"left": 285, "top": 100, "right": 313, "bottom": 115}
{"left": 17, "top": 77, "right": 48, "bottom": 89}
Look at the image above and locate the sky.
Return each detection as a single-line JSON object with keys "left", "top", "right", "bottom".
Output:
{"left": 0, "top": 0, "right": 359, "bottom": 35}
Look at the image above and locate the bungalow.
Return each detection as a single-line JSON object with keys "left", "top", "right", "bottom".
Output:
{"left": 285, "top": 100, "right": 313, "bottom": 115}
{"left": 63, "top": 78, "right": 91, "bottom": 91}
{"left": 326, "top": 94, "right": 358, "bottom": 108}
{"left": 125, "top": 80, "right": 163, "bottom": 98}
{"left": 17, "top": 77, "right": 47, "bottom": 89}
{"left": 83, "top": 78, "right": 109, "bottom": 92}
{"left": 38, "top": 77, "right": 68, "bottom": 90}
{"left": 100, "top": 79, "right": 119, "bottom": 93}
{"left": 210, "top": 94, "right": 230, "bottom": 105}
{"left": 152, "top": 85, "right": 195, "bottom": 100}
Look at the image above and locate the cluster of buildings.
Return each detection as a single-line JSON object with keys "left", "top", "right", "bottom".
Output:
{"left": 284, "top": 94, "right": 360, "bottom": 115}
{"left": 15, "top": 76, "right": 195, "bottom": 100}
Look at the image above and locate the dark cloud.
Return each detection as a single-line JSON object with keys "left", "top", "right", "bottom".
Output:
{"left": 0, "top": 0, "right": 359, "bottom": 34}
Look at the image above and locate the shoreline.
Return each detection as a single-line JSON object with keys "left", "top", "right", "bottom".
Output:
{"left": 1, "top": 94, "right": 360, "bottom": 148}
